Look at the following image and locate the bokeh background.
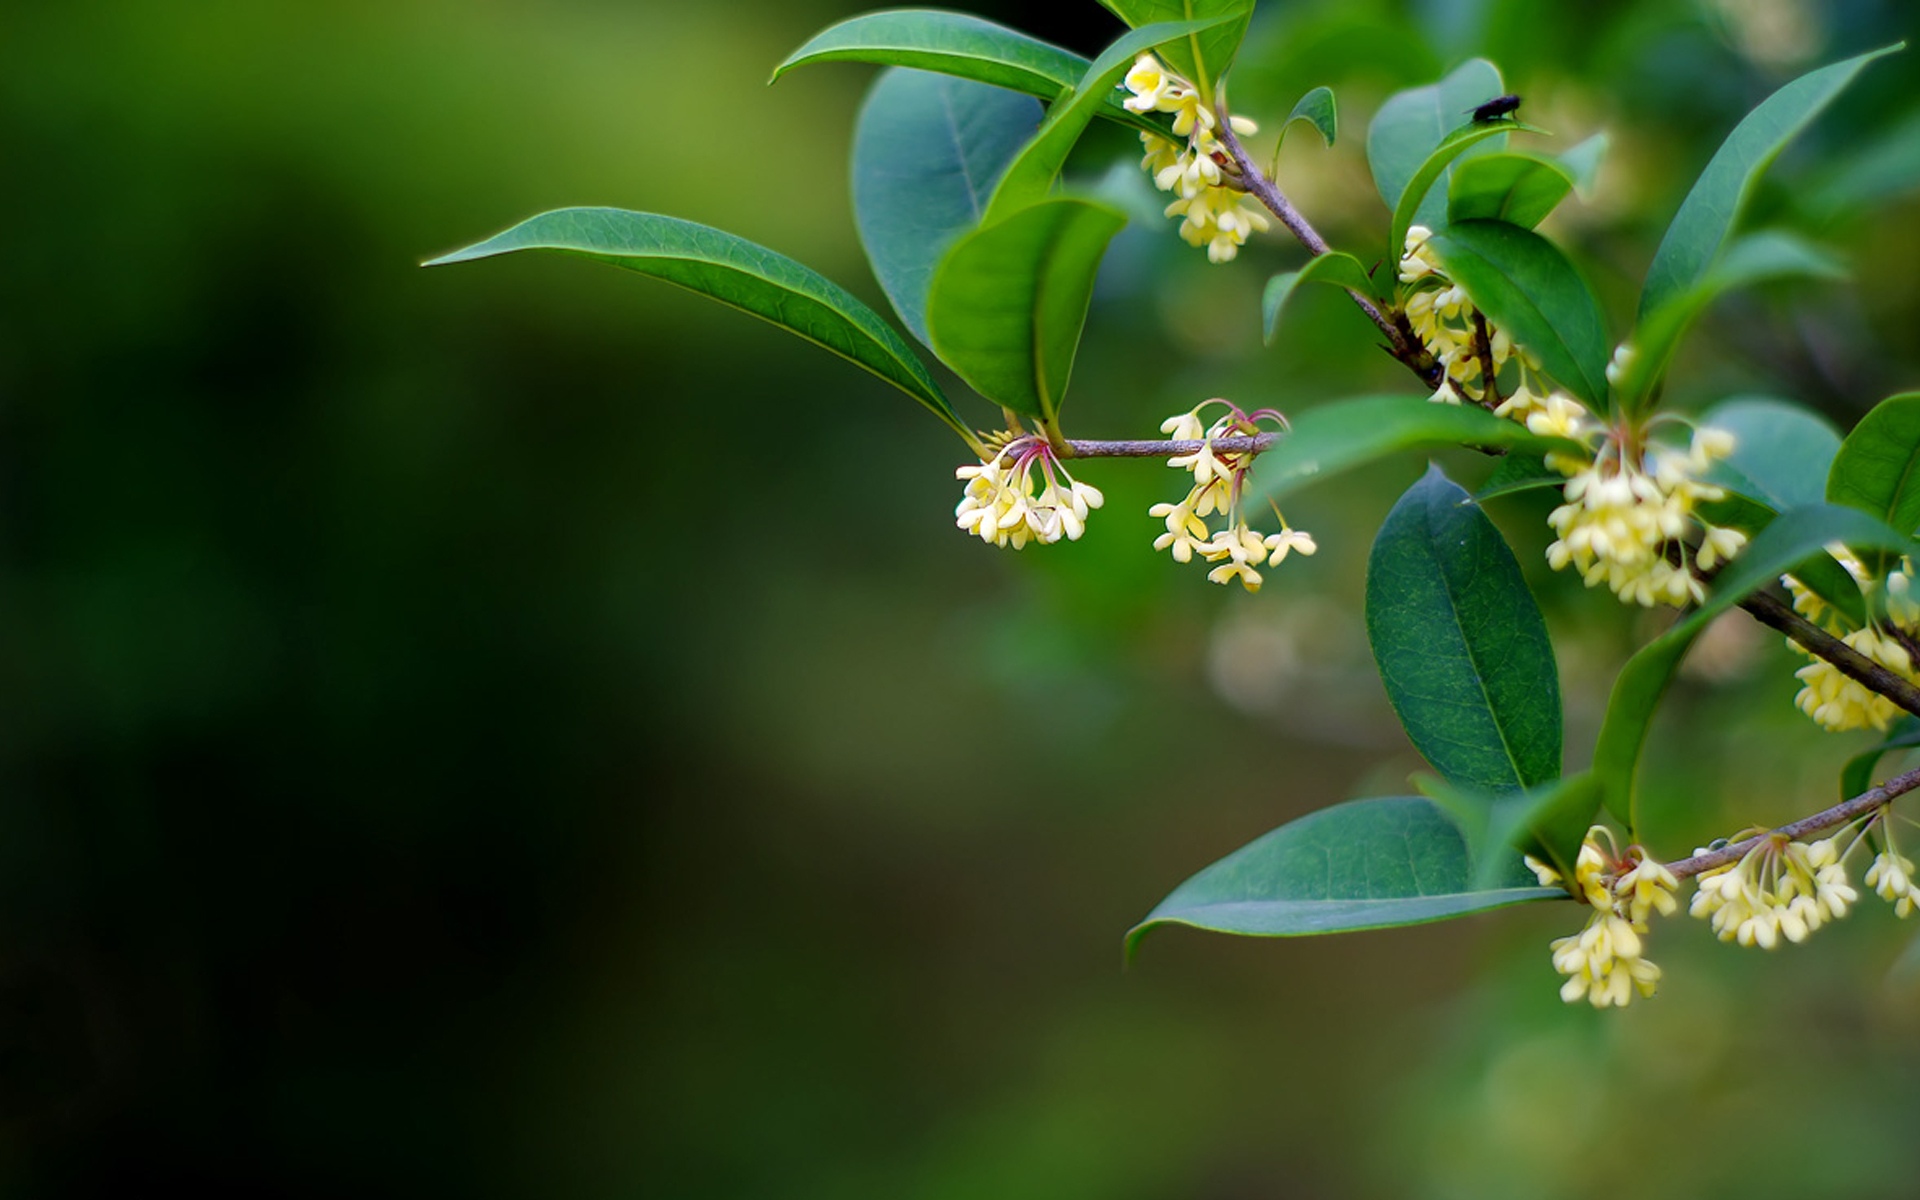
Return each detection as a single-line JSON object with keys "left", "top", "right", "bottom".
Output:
{"left": 8, "top": 0, "right": 1920, "bottom": 1196}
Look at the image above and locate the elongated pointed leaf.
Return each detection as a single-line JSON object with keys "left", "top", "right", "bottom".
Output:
{"left": 853, "top": 70, "right": 1040, "bottom": 347}
{"left": 1095, "top": 0, "right": 1253, "bottom": 96}
{"left": 1367, "top": 59, "right": 1506, "bottom": 230}
{"left": 773, "top": 10, "right": 1171, "bottom": 137}
{"left": 1593, "top": 503, "right": 1916, "bottom": 831}
{"left": 1283, "top": 85, "right": 1337, "bottom": 147}
{"left": 1261, "top": 251, "right": 1376, "bottom": 344}
{"left": 1127, "top": 796, "right": 1564, "bottom": 952}
{"left": 1424, "top": 220, "right": 1611, "bottom": 407}
{"left": 1475, "top": 451, "right": 1563, "bottom": 501}
{"left": 1618, "top": 231, "right": 1848, "bottom": 410}
{"left": 1828, "top": 393, "right": 1920, "bottom": 561}
{"left": 1639, "top": 44, "right": 1900, "bottom": 322}
{"left": 1249, "top": 394, "right": 1571, "bottom": 504}
{"left": 1423, "top": 773, "right": 1599, "bottom": 889}
{"left": 1448, "top": 151, "right": 1576, "bottom": 229}
{"left": 985, "top": 16, "right": 1235, "bottom": 223}
{"left": 426, "top": 208, "right": 965, "bottom": 435}
{"left": 1368, "top": 467, "right": 1562, "bottom": 796}
{"left": 1389, "top": 122, "right": 1537, "bottom": 267}
{"left": 1702, "top": 395, "right": 1842, "bottom": 513}
{"left": 927, "top": 197, "right": 1127, "bottom": 420}
{"left": 1841, "top": 716, "right": 1920, "bottom": 799}
{"left": 1695, "top": 491, "right": 1865, "bottom": 626}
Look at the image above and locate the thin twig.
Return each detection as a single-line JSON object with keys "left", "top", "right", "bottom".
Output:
{"left": 1736, "top": 590, "right": 1920, "bottom": 720}
{"left": 1061, "top": 434, "right": 1276, "bottom": 459}
{"left": 1663, "top": 764, "right": 1920, "bottom": 880}
{"left": 1471, "top": 310, "right": 1502, "bottom": 411}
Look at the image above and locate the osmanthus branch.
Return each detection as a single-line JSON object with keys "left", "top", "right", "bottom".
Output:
{"left": 1211, "top": 110, "right": 1442, "bottom": 389}
{"left": 1734, "top": 589, "right": 1920, "bottom": 719}
{"left": 1662, "top": 763, "right": 1920, "bottom": 881}
{"left": 1062, "top": 434, "right": 1276, "bottom": 458}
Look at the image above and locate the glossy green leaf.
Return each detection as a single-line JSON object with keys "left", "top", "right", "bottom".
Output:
{"left": 1389, "top": 122, "right": 1538, "bottom": 268}
{"left": 1368, "top": 467, "right": 1562, "bottom": 796}
{"left": 425, "top": 208, "right": 966, "bottom": 437}
{"left": 1367, "top": 59, "right": 1506, "bottom": 230}
{"left": 1693, "top": 491, "right": 1865, "bottom": 627}
{"left": 1127, "top": 796, "right": 1564, "bottom": 952}
{"left": 1094, "top": 0, "right": 1253, "bottom": 96}
{"left": 1841, "top": 716, "right": 1920, "bottom": 799}
{"left": 1559, "top": 133, "right": 1608, "bottom": 198}
{"left": 1249, "top": 394, "right": 1571, "bottom": 504}
{"left": 985, "top": 16, "right": 1235, "bottom": 223}
{"left": 1592, "top": 503, "right": 1916, "bottom": 831}
{"left": 852, "top": 70, "right": 1039, "bottom": 347}
{"left": 1475, "top": 451, "right": 1562, "bottom": 501}
{"left": 1617, "top": 231, "right": 1847, "bottom": 410}
{"left": 772, "top": 9, "right": 1165, "bottom": 136}
{"left": 1828, "top": 393, "right": 1920, "bottom": 562}
{"left": 1423, "top": 773, "right": 1600, "bottom": 889}
{"left": 1448, "top": 151, "right": 1576, "bottom": 229}
{"left": 1638, "top": 44, "right": 1900, "bottom": 322}
{"left": 1701, "top": 395, "right": 1842, "bottom": 513}
{"left": 1261, "top": 251, "right": 1376, "bottom": 345}
{"left": 1424, "top": 220, "right": 1611, "bottom": 407}
{"left": 1282, "top": 85, "right": 1337, "bottom": 148}
{"left": 926, "top": 197, "right": 1127, "bottom": 420}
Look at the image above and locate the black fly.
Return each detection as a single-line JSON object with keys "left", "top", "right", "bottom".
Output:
{"left": 1468, "top": 94, "right": 1522, "bottom": 123}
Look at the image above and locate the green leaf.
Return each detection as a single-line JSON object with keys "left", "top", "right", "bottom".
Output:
{"left": 1367, "top": 59, "right": 1506, "bottom": 231}
{"left": 425, "top": 208, "right": 966, "bottom": 437}
{"left": 1700, "top": 395, "right": 1842, "bottom": 513}
{"left": 1094, "top": 0, "right": 1253, "bottom": 96}
{"left": 1282, "top": 85, "right": 1337, "bottom": 148}
{"left": 1261, "top": 251, "right": 1376, "bottom": 345}
{"left": 1638, "top": 44, "right": 1900, "bottom": 323}
{"left": 1367, "top": 466, "right": 1562, "bottom": 796}
{"left": 985, "top": 16, "right": 1237, "bottom": 223}
{"left": 1249, "top": 394, "right": 1572, "bottom": 504}
{"left": 1448, "top": 151, "right": 1576, "bottom": 229}
{"left": 1841, "top": 716, "right": 1920, "bottom": 799}
{"left": 1695, "top": 491, "right": 1865, "bottom": 627}
{"left": 1389, "top": 122, "right": 1538, "bottom": 269}
{"left": 1617, "top": 231, "right": 1848, "bottom": 410}
{"left": 1127, "top": 796, "right": 1563, "bottom": 952}
{"left": 1474, "top": 451, "right": 1563, "bottom": 502}
{"left": 1827, "top": 394, "right": 1920, "bottom": 573}
{"left": 772, "top": 9, "right": 1168, "bottom": 137}
{"left": 1423, "top": 773, "right": 1600, "bottom": 889}
{"left": 852, "top": 70, "right": 1040, "bottom": 347}
{"left": 1592, "top": 503, "right": 1917, "bottom": 831}
{"left": 926, "top": 197, "right": 1127, "bottom": 421}
{"left": 1424, "top": 220, "right": 1611, "bottom": 407}
{"left": 1559, "top": 133, "right": 1608, "bottom": 198}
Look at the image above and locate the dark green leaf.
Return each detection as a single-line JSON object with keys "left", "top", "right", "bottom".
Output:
{"left": 1126, "top": 796, "right": 1564, "bottom": 952}
{"left": 926, "top": 197, "right": 1127, "bottom": 420}
{"left": 1827, "top": 393, "right": 1920, "bottom": 569}
{"left": 1695, "top": 491, "right": 1865, "bottom": 626}
{"left": 1638, "top": 45, "right": 1900, "bottom": 322}
{"left": 1448, "top": 151, "right": 1576, "bottom": 229}
{"left": 1261, "top": 251, "right": 1376, "bottom": 345}
{"left": 852, "top": 70, "right": 1039, "bottom": 347}
{"left": 1475, "top": 451, "right": 1563, "bottom": 502}
{"left": 1841, "top": 716, "right": 1920, "bottom": 799}
{"left": 1249, "top": 394, "right": 1572, "bottom": 504}
{"left": 1367, "top": 59, "right": 1506, "bottom": 230}
{"left": 1367, "top": 467, "right": 1562, "bottom": 796}
{"left": 985, "top": 16, "right": 1236, "bottom": 223}
{"left": 1592, "top": 503, "right": 1916, "bottom": 831}
{"left": 1700, "top": 395, "right": 1842, "bottom": 513}
{"left": 771, "top": 9, "right": 1165, "bottom": 136}
{"left": 1422, "top": 773, "right": 1600, "bottom": 889}
{"left": 425, "top": 208, "right": 966, "bottom": 436}
{"left": 1618, "top": 231, "right": 1848, "bottom": 410}
{"left": 1424, "top": 220, "right": 1611, "bottom": 407}
{"left": 1094, "top": 0, "right": 1253, "bottom": 96}
{"left": 1389, "top": 122, "right": 1538, "bottom": 267}
{"left": 1282, "top": 85, "right": 1337, "bottom": 147}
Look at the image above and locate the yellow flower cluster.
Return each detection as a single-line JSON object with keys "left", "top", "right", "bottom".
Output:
{"left": 1784, "top": 551, "right": 1920, "bottom": 732}
{"left": 1399, "top": 225, "right": 1550, "bottom": 413}
{"left": 1124, "top": 55, "right": 1271, "bottom": 263}
{"left": 1690, "top": 834, "right": 1857, "bottom": 947}
{"left": 955, "top": 437, "right": 1104, "bottom": 549}
{"left": 1150, "top": 401, "right": 1314, "bottom": 592}
{"left": 1528, "top": 399, "right": 1748, "bottom": 607}
{"left": 1531, "top": 829, "right": 1675, "bottom": 1009}
{"left": 1865, "top": 845, "right": 1919, "bottom": 916}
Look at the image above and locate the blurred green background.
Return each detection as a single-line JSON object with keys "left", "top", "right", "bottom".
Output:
{"left": 8, "top": 0, "right": 1920, "bottom": 1196}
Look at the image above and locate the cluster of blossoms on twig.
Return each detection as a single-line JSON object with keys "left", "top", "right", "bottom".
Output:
{"left": 1783, "top": 549, "right": 1920, "bottom": 731}
{"left": 1400, "top": 225, "right": 1550, "bottom": 414}
{"left": 1123, "top": 55, "right": 1271, "bottom": 263}
{"left": 1691, "top": 832, "right": 1857, "bottom": 946}
{"left": 1529, "top": 830, "right": 1675, "bottom": 1008}
{"left": 1150, "top": 400, "right": 1314, "bottom": 592}
{"left": 954, "top": 435, "right": 1105, "bottom": 549}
